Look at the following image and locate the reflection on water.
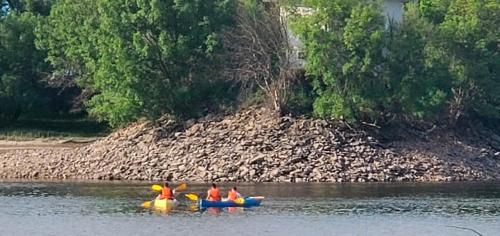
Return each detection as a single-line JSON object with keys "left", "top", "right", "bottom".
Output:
{"left": 0, "top": 181, "right": 499, "bottom": 235}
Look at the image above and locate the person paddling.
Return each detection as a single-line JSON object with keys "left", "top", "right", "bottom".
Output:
{"left": 227, "top": 187, "right": 242, "bottom": 201}
{"left": 206, "top": 183, "right": 221, "bottom": 201}
{"left": 159, "top": 182, "right": 174, "bottom": 200}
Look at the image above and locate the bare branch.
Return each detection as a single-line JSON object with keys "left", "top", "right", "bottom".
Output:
{"left": 220, "top": 1, "right": 294, "bottom": 115}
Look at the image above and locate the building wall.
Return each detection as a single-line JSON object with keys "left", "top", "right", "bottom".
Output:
{"left": 383, "top": 0, "right": 405, "bottom": 24}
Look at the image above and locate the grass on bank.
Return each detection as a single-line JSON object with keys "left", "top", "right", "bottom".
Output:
{"left": 0, "top": 118, "right": 110, "bottom": 141}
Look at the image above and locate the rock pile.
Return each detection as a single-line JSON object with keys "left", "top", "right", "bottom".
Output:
{"left": 1, "top": 107, "right": 499, "bottom": 182}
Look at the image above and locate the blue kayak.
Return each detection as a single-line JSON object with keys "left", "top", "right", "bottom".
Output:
{"left": 200, "top": 197, "right": 263, "bottom": 208}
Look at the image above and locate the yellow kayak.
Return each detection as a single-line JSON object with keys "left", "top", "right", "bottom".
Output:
{"left": 153, "top": 197, "right": 178, "bottom": 211}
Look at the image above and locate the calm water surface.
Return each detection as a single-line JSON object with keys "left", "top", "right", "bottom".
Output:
{"left": 0, "top": 181, "right": 499, "bottom": 236}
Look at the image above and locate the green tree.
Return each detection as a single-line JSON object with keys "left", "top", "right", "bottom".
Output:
{"left": 291, "top": 0, "right": 386, "bottom": 121}
{"left": 438, "top": 0, "right": 500, "bottom": 123}
{"left": 39, "top": 0, "right": 235, "bottom": 127}
{"left": 0, "top": 11, "right": 48, "bottom": 124}
{"left": 385, "top": 3, "right": 451, "bottom": 120}
{"left": 1, "top": 0, "right": 51, "bottom": 15}
{"left": 418, "top": 0, "right": 451, "bottom": 24}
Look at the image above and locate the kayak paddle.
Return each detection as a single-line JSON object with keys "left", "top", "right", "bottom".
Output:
{"left": 141, "top": 186, "right": 161, "bottom": 208}
{"left": 249, "top": 196, "right": 265, "bottom": 200}
{"left": 151, "top": 184, "right": 163, "bottom": 191}
{"left": 141, "top": 201, "right": 152, "bottom": 208}
{"left": 142, "top": 183, "right": 188, "bottom": 208}
{"left": 186, "top": 194, "right": 245, "bottom": 204}
{"left": 234, "top": 196, "right": 265, "bottom": 204}
{"left": 234, "top": 198, "right": 245, "bottom": 204}
{"left": 152, "top": 183, "right": 187, "bottom": 192}
{"left": 185, "top": 193, "right": 199, "bottom": 201}
{"left": 175, "top": 183, "right": 187, "bottom": 192}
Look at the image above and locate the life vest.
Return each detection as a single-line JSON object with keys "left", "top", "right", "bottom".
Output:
{"left": 228, "top": 189, "right": 238, "bottom": 201}
{"left": 161, "top": 187, "right": 174, "bottom": 200}
{"left": 207, "top": 187, "right": 221, "bottom": 201}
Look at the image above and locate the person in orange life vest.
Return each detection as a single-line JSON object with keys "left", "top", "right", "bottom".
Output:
{"left": 159, "top": 182, "right": 174, "bottom": 200}
{"left": 227, "top": 187, "right": 242, "bottom": 201}
{"left": 206, "top": 183, "right": 221, "bottom": 201}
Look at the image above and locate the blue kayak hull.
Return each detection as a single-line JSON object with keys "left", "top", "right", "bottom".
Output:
{"left": 200, "top": 198, "right": 262, "bottom": 208}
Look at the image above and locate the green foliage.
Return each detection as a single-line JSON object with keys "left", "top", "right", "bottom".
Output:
{"left": 1, "top": 1, "right": 98, "bottom": 128}
{"left": 418, "top": 0, "right": 451, "bottom": 24}
{"left": 35, "top": 0, "right": 99, "bottom": 81}
{"left": 387, "top": 0, "right": 500, "bottom": 122}
{"left": 386, "top": 3, "right": 451, "bottom": 120}
{"left": 39, "top": 0, "right": 236, "bottom": 127}
{"left": 290, "top": 0, "right": 500, "bottom": 123}
{"left": 0, "top": 117, "right": 108, "bottom": 140}
{"left": 286, "top": 86, "right": 314, "bottom": 115}
{"left": 313, "top": 89, "right": 354, "bottom": 121}
{"left": 0, "top": 0, "right": 497, "bottom": 130}
{"left": 437, "top": 0, "right": 500, "bottom": 121}
{"left": 1, "top": 0, "right": 51, "bottom": 15}
{"left": 291, "top": 0, "right": 387, "bottom": 120}
{"left": 0, "top": 11, "right": 48, "bottom": 124}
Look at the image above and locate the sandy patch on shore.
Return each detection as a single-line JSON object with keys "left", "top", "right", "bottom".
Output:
{"left": 0, "top": 139, "right": 96, "bottom": 153}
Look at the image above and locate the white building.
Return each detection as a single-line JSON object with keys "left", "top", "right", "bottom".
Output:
{"left": 384, "top": 0, "right": 407, "bottom": 24}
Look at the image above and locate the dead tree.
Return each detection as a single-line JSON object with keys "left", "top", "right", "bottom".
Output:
{"left": 222, "top": 0, "right": 294, "bottom": 115}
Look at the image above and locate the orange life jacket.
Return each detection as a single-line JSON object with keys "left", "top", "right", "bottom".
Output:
{"left": 228, "top": 189, "right": 239, "bottom": 201}
{"left": 207, "top": 187, "right": 221, "bottom": 201}
{"left": 161, "top": 187, "right": 174, "bottom": 200}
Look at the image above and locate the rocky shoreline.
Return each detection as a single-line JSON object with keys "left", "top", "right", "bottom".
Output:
{"left": 1, "top": 107, "right": 499, "bottom": 182}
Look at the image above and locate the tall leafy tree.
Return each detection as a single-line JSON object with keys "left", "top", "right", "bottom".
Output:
{"left": 385, "top": 3, "right": 451, "bottom": 120}
{"left": 291, "top": 0, "right": 387, "bottom": 121}
{"left": 39, "top": 0, "right": 235, "bottom": 126}
{"left": 418, "top": 0, "right": 451, "bottom": 24}
{"left": 0, "top": 11, "right": 48, "bottom": 123}
{"left": 438, "top": 0, "right": 500, "bottom": 123}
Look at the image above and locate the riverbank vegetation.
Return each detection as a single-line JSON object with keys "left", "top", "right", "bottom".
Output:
{"left": 1, "top": 0, "right": 498, "bottom": 134}
{"left": 289, "top": 0, "right": 499, "bottom": 128}
{"left": 0, "top": 117, "right": 108, "bottom": 140}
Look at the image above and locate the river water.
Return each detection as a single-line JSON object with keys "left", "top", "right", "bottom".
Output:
{"left": 0, "top": 181, "right": 499, "bottom": 236}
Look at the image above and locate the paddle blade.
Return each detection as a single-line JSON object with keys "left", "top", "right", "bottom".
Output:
{"left": 141, "top": 201, "right": 151, "bottom": 208}
{"left": 249, "top": 196, "right": 265, "bottom": 200}
{"left": 175, "top": 183, "right": 187, "bottom": 192}
{"left": 234, "top": 198, "right": 245, "bottom": 205}
{"left": 151, "top": 185, "right": 163, "bottom": 192}
{"left": 185, "top": 193, "right": 199, "bottom": 201}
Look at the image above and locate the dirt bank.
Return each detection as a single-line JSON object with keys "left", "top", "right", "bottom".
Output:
{"left": 1, "top": 108, "right": 499, "bottom": 182}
